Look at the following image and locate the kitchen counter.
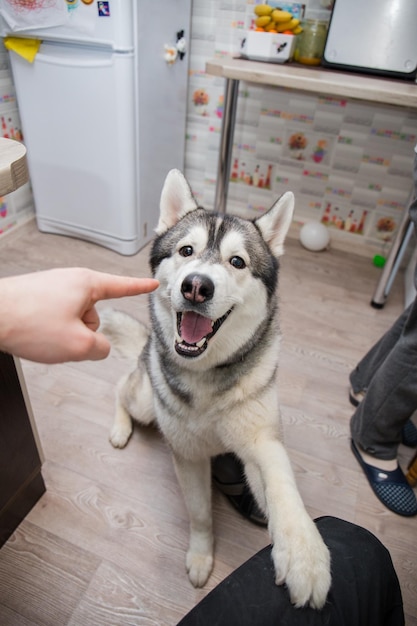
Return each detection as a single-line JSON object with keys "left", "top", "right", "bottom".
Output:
{"left": 206, "top": 57, "right": 417, "bottom": 110}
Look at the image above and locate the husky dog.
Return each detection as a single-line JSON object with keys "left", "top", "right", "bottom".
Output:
{"left": 100, "top": 170, "right": 331, "bottom": 609}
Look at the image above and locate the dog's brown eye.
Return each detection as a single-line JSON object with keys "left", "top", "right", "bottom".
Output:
{"left": 179, "top": 245, "right": 193, "bottom": 257}
{"left": 230, "top": 256, "right": 246, "bottom": 269}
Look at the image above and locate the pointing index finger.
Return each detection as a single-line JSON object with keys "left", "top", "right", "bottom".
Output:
{"left": 91, "top": 272, "right": 159, "bottom": 302}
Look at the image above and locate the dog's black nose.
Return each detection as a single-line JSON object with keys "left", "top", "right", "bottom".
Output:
{"left": 181, "top": 273, "right": 214, "bottom": 304}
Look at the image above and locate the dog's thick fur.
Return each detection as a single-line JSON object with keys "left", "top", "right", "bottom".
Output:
{"left": 100, "top": 170, "right": 331, "bottom": 609}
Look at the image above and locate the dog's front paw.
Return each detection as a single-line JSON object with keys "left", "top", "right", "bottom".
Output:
{"left": 109, "top": 423, "right": 132, "bottom": 448}
{"left": 186, "top": 549, "right": 214, "bottom": 588}
{"left": 272, "top": 522, "right": 331, "bottom": 609}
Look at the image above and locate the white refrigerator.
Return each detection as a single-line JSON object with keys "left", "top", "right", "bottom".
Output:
{"left": 0, "top": 0, "right": 191, "bottom": 255}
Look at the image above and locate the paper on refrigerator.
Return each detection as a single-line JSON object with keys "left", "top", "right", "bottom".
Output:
{"left": 0, "top": 0, "right": 68, "bottom": 33}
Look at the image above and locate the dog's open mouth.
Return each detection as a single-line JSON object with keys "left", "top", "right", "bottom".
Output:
{"left": 175, "top": 309, "right": 232, "bottom": 357}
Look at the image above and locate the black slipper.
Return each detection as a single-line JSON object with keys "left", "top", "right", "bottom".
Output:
{"left": 351, "top": 439, "right": 417, "bottom": 517}
{"left": 212, "top": 454, "right": 267, "bottom": 527}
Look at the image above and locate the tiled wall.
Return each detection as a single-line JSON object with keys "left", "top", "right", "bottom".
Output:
{"left": 185, "top": 0, "right": 417, "bottom": 257}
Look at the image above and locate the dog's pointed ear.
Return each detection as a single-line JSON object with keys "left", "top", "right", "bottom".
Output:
{"left": 156, "top": 170, "right": 199, "bottom": 234}
{"left": 254, "top": 191, "right": 294, "bottom": 257}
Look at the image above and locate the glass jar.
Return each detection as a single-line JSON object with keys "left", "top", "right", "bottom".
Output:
{"left": 294, "top": 19, "right": 328, "bottom": 66}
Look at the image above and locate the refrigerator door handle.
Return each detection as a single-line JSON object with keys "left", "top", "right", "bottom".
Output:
{"left": 35, "top": 49, "right": 114, "bottom": 68}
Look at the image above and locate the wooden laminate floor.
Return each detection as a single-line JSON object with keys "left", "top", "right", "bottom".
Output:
{"left": 0, "top": 219, "right": 416, "bottom": 625}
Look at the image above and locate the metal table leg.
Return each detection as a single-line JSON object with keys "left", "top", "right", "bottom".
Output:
{"left": 371, "top": 206, "right": 414, "bottom": 308}
{"left": 214, "top": 78, "right": 239, "bottom": 214}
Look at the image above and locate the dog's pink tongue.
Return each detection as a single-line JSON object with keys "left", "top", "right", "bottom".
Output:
{"left": 181, "top": 312, "right": 212, "bottom": 344}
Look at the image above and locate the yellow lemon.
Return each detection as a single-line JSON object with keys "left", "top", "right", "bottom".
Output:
{"left": 276, "top": 20, "right": 292, "bottom": 32}
{"left": 255, "top": 15, "right": 272, "bottom": 27}
{"left": 254, "top": 4, "right": 273, "bottom": 16}
{"left": 287, "top": 18, "right": 300, "bottom": 29}
{"left": 271, "top": 9, "right": 292, "bottom": 23}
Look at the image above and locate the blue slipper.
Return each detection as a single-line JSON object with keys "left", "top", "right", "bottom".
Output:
{"left": 402, "top": 420, "right": 417, "bottom": 447}
{"left": 351, "top": 439, "right": 417, "bottom": 517}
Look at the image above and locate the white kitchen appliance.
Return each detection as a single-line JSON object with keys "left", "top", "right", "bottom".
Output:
{"left": 323, "top": 0, "right": 417, "bottom": 81}
{"left": 0, "top": 0, "right": 191, "bottom": 255}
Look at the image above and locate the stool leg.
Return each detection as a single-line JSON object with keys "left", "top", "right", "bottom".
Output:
{"left": 371, "top": 210, "right": 412, "bottom": 309}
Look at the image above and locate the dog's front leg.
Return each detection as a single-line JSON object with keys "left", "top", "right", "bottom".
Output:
{"left": 172, "top": 453, "right": 214, "bottom": 588}
{"left": 110, "top": 365, "right": 155, "bottom": 448}
{"left": 245, "top": 437, "right": 331, "bottom": 610}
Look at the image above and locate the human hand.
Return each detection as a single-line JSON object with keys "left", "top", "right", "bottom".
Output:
{"left": 0, "top": 268, "right": 159, "bottom": 363}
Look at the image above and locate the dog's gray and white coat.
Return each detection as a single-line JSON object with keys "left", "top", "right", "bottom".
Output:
{"left": 100, "top": 170, "right": 331, "bottom": 609}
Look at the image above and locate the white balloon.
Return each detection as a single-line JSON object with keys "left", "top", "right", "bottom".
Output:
{"left": 299, "top": 221, "right": 330, "bottom": 252}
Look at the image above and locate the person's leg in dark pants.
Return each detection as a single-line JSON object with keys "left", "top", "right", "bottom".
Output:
{"left": 349, "top": 293, "right": 417, "bottom": 516}
{"left": 350, "top": 300, "right": 417, "bottom": 460}
{"left": 177, "top": 517, "right": 404, "bottom": 626}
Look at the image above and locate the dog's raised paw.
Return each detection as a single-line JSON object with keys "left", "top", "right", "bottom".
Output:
{"left": 272, "top": 524, "right": 331, "bottom": 609}
{"left": 186, "top": 550, "right": 214, "bottom": 588}
{"left": 109, "top": 424, "right": 132, "bottom": 449}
